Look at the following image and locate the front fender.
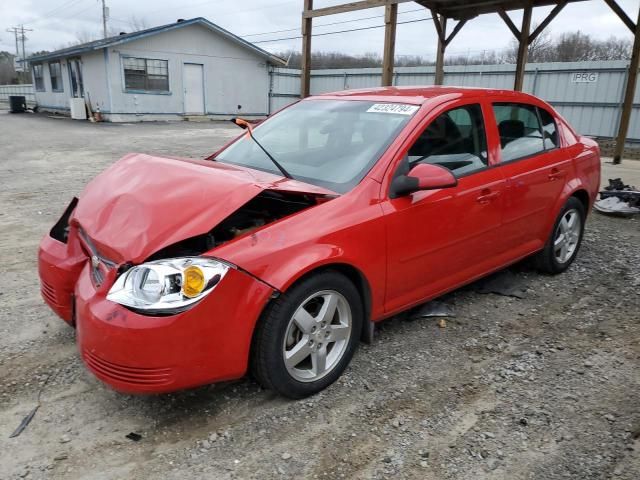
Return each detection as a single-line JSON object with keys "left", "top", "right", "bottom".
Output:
{"left": 212, "top": 179, "right": 387, "bottom": 319}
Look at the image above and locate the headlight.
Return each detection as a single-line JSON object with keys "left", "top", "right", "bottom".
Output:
{"left": 106, "top": 257, "right": 229, "bottom": 313}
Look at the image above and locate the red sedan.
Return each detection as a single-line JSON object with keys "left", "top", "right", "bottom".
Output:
{"left": 38, "top": 87, "right": 600, "bottom": 398}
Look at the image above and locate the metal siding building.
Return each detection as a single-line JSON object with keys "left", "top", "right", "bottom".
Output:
{"left": 28, "top": 18, "right": 285, "bottom": 122}
{"left": 270, "top": 60, "right": 640, "bottom": 141}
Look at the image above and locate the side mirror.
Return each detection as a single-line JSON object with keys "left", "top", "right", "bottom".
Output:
{"left": 230, "top": 117, "right": 252, "bottom": 131}
{"left": 390, "top": 163, "right": 457, "bottom": 198}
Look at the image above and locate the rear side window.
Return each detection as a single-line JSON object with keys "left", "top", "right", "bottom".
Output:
{"left": 493, "top": 103, "right": 544, "bottom": 162}
{"left": 407, "top": 104, "right": 488, "bottom": 176}
{"left": 539, "top": 108, "right": 559, "bottom": 149}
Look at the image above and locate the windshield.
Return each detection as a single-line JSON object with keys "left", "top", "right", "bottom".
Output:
{"left": 215, "top": 99, "right": 418, "bottom": 193}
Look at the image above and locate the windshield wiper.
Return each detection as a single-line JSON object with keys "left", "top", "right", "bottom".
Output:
{"left": 230, "top": 118, "right": 293, "bottom": 179}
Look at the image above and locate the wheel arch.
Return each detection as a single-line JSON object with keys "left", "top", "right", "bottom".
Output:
{"left": 570, "top": 188, "right": 591, "bottom": 216}
{"left": 251, "top": 262, "right": 374, "bottom": 350}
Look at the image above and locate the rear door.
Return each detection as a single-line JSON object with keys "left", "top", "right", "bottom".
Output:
{"left": 382, "top": 99, "right": 508, "bottom": 313}
{"left": 489, "top": 102, "right": 572, "bottom": 256}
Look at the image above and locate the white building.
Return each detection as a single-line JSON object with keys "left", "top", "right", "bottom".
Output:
{"left": 28, "top": 17, "right": 286, "bottom": 122}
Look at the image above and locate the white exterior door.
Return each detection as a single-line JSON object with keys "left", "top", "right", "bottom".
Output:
{"left": 183, "top": 63, "right": 205, "bottom": 115}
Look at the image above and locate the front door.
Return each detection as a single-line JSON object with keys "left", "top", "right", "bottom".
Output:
{"left": 383, "top": 101, "right": 507, "bottom": 313}
{"left": 183, "top": 63, "right": 205, "bottom": 115}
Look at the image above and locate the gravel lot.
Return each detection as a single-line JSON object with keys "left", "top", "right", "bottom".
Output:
{"left": 1, "top": 110, "right": 639, "bottom": 480}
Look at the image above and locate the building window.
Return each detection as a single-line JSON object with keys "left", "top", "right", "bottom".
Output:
{"left": 33, "top": 64, "right": 45, "bottom": 91}
{"left": 49, "top": 61, "right": 63, "bottom": 92}
{"left": 123, "top": 57, "right": 169, "bottom": 92}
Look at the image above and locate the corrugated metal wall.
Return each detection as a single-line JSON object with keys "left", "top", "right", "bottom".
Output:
{"left": 0, "top": 84, "right": 35, "bottom": 104}
{"left": 270, "top": 60, "right": 639, "bottom": 140}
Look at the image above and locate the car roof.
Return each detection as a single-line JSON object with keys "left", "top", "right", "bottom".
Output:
{"left": 312, "top": 86, "right": 540, "bottom": 106}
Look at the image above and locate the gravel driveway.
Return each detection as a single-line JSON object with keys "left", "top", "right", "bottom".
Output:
{"left": 1, "top": 110, "right": 638, "bottom": 480}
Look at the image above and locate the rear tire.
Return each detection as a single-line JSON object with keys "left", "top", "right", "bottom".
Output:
{"left": 535, "top": 196, "right": 585, "bottom": 274}
{"left": 250, "top": 271, "right": 362, "bottom": 399}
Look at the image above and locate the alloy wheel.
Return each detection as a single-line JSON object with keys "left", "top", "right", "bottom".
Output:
{"left": 553, "top": 208, "right": 581, "bottom": 264}
{"left": 282, "top": 290, "right": 352, "bottom": 382}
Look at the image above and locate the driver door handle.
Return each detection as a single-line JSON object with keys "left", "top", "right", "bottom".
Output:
{"left": 476, "top": 189, "right": 500, "bottom": 204}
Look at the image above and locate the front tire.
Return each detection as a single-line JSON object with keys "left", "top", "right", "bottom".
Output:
{"left": 535, "top": 196, "right": 585, "bottom": 274}
{"left": 251, "top": 271, "right": 363, "bottom": 399}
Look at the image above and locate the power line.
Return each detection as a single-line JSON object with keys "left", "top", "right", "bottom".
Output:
{"left": 23, "top": 0, "right": 86, "bottom": 26}
{"left": 241, "top": 7, "right": 426, "bottom": 38}
{"left": 252, "top": 16, "right": 433, "bottom": 44}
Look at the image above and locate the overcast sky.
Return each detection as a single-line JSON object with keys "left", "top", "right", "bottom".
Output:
{"left": 1, "top": 0, "right": 638, "bottom": 60}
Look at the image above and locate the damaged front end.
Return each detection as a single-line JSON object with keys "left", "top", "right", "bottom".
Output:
{"left": 38, "top": 198, "right": 86, "bottom": 324}
{"left": 38, "top": 154, "right": 335, "bottom": 323}
{"left": 148, "top": 189, "right": 321, "bottom": 260}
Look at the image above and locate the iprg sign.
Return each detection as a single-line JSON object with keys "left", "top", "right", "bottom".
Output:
{"left": 571, "top": 72, "right": 599, "bottom": 83}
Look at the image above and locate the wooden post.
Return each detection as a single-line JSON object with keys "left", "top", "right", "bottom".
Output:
{"left": 300, "top": 0, "right": 313, "bottom": 98}
{"left": 434, "top": 15, "right": 447, "bottom": 85}
{"left": 513, "top": 4, "right": 532, "bottom": 91}
{"left": 382, "top": 2, "right": 398, "bottom": 86}
{"left": 613, "top": 6, "right": 640, "bottom": 164}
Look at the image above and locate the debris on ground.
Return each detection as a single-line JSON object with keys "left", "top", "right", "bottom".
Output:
{"left": 8, "top": 369, "right": 58, "bottom": 438}
{"left": 473, "top": 270, "right": 528, "bottom": 298}
{"left": 409, "top": 300, "right": 455, "bottom": 320}
{"left": 594, "top": 178, "right": 640, "bottom": 216}
{"left": 125, "top": 432, "right": 142, "bottom": 442}
{"left": 9, "top": 406, "right": 39, "bottom": 438}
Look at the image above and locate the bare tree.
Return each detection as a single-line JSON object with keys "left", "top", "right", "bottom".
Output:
{"left": 128, "top": 15, "right": 149, "bottom": 32}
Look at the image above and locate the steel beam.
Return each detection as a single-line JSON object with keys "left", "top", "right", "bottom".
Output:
{"left": 434, "top": 15, "right": 447, "bottom": 85}
{"left": 300, "top": 0, "right": 313, "bottom": 98}
{"left": 382, "top": 2, "right": 398, "bottom": 86}
{"left": 303, "top": 0, "right": 412, "bottom": 18}
{"left": 613, "top": 5, "right": 640, "bottom": 164}
{"left": 513, "top": 4, "right": 532, "bottom": 91}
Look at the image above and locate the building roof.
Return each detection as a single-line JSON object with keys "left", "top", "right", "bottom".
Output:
{"left": 28, "top": 17, "right": 286, "bottom": 65}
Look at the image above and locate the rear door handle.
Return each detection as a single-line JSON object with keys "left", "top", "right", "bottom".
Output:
{"left": 548, "top": 167, "right": 565, "bottom": 181}
{"left": 476, "top": 189, "right": 500, "bottom": 204}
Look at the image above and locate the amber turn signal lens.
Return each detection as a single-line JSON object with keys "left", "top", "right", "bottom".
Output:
{"left": 182, "top": 265, "right": 206, "bottom": 298}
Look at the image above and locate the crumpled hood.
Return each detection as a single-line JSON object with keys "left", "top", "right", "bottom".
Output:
{"left": 73, "top": 153, "right": 333, "bottom": 264}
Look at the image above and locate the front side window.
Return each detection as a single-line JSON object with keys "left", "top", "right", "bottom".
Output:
{"left": 123, "top": 57, "right": 169, "bottom": 92}
{"left": 407, "top": 104, "right": 488, "bottom": 176}
{"left": 49, "top": 61, "right": 63, "bottom": 92}
{"left": 215, "top": 100, "right": 417, "bottom": 193}
{"left": 493, "top": 103, "right": 544, "bottom": 162}
{"left": 33, "top": 64, "right": 44, "bottom": 91}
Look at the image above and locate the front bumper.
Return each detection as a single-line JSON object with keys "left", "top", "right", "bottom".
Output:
{"left": 39, "top": 232, "right": 275, "bottom": 394}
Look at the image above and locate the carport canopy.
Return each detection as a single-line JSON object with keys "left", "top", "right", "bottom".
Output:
{"left": 299, "top": 0, "right": 640, "bottom": 163}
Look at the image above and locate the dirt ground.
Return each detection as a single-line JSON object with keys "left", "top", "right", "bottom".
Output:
{"left": 0, "top": 110, "right": 639, "bottom": 480}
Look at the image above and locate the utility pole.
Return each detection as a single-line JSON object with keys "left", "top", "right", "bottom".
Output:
{"left": 6, "top": 25, "right": 32, "bottom": 76}
{"left": 20, "top": 25, "right": 32, "bottom": 72}
{"left": 101, "top": 0, "right": 109, "bottom": 38}
{"left": 6, "top": 27, "right": 20, "bottom": 59}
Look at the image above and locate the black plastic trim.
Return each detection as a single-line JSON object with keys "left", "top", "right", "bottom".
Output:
{"left": 49, "top": 197, "right": 78, "bottom": 244}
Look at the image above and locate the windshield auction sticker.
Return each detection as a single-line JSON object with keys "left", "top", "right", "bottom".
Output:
{"left": 366, "top": 103, "right": 419, "bottom": 115}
